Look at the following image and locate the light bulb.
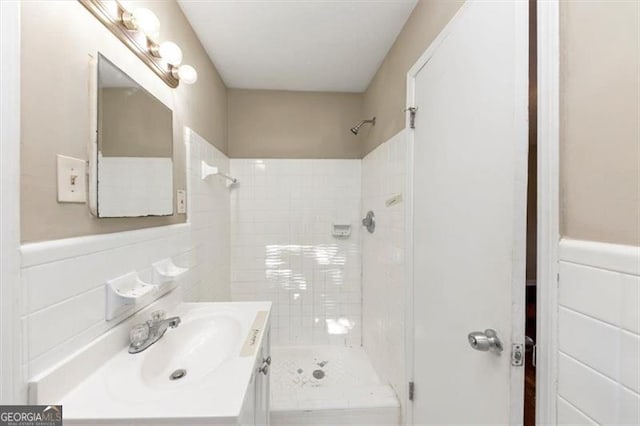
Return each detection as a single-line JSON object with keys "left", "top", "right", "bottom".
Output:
{"left": 132, "top": 8, "right": 160, "bottom": 39}
{"left": 174, "top": 65, "right": 197, "bottom": 85}
{"left": 159, "top": 41, "right": 183, "bottom": 66}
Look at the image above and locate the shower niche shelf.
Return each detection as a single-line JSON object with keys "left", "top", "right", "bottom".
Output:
{"left": 332, "top": 224, "right": 351, "bottom": 238}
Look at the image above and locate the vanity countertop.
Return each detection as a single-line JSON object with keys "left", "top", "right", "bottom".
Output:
{"left": 32, "top": 301, "right": 271, "bottom": 425}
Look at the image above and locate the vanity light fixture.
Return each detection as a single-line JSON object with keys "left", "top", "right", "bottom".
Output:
{"left": 120, "top": 9, "right": 138, "bottom": 30}
{"left": 130, "top": 8, "right": 160, "bottom": 39}
{"left": 157, "top": 41, "right": 183, "bottom": 66}
{"left": 120, "top": 8, "right": 160, "bottom": 40}
{"left": 79, "top": 0, "right": 198, "bottom": 87}
{"left": 172, "top": 65, "right": 198, "bottom": 85}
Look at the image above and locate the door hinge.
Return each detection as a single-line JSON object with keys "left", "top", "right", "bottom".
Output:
{"left": 409, "top": 381, "right": 415, "bottom": 401}
{"left": 404, "top": 107, "right": 418, "bottom": 129}
{"left": 511, "top": 343, "right": 524, "bottom": 367}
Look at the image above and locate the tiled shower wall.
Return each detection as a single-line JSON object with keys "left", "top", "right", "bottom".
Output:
{"left": 361, "top": 130, "right": 409, "bottom": 410}
{"left": 230, "top": 159, "right": 362, "bottom": 346}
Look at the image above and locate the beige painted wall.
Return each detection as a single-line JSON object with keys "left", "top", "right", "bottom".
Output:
{"left": 560, "top": 0, "right": 640, "bottom": 245}
{"left": 362, "top": 0, "right": 639, "bottom": 246}
{"left": 227, "top": 89, "right": 363, "bottom": 158}
{"left": 22, "top": 0, "right": 639, "bottom": 247}
{"left": 21, "top": 0, "right": 227, "bottom": 243}
{"left": 362, "top": 0, "right": 465, "bottom": 154}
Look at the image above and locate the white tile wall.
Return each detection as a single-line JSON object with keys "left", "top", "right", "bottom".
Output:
{"left": 19, "top": 128, "right": 230, "bottom": 397}
{"left": 185, "top": 128, "right": 231, "bottom": 302}
{"left": 361, "top": 130, "right": 408, "bottom": 413}
{"left": 229, "top": 159, "right": 362, "bottom": 346}
{"left": 558, "top": 397, "right": 598, "bottom": 426}
{"left": 558, "top": 239, "right": 640, "bottom": 425}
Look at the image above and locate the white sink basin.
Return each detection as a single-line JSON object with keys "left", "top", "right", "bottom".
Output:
{"left": 139, "top": 312, "right": 243, "bottom": 389}
{"left": 36, "top": 301, "right": 271, "bottom": 423}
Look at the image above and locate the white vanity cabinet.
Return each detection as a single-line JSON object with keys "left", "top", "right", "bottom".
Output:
{"left": 240, "top": 329, "right": 271, "bottom": 426}
{"left": 30, "top": 302, "right": 273, "bottom": 426}
{"left": 254, "top": 330, "right": 271, "bottom": 425}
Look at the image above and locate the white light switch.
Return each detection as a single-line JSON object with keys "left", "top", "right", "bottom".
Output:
{"left": 57, "top": 155, "right": 86, "bottom": 203}
{"left": 177, "top": 189, "right": 186, "bottom": 214}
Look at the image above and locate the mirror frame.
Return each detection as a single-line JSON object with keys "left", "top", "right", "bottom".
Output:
{"left": 88, "top": 52, "right": 175, "bottom": 218}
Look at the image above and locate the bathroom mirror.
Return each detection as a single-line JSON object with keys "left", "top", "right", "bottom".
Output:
{"left": 95, "top": 54, "right": 174, "bottom": 217}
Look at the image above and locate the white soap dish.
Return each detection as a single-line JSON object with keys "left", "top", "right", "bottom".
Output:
{"left": 105, "top": 272, "right": 157, "bottom": 321}
{"left": 153, "top": 258, "right": 188, "bottom": 285}
{"left": 332, "top": 224, "right": 351, "bottom": 238}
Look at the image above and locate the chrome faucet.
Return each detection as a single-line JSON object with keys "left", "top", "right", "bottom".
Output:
{"left": 128, "top": 310, "right": 181, "bottom": 354}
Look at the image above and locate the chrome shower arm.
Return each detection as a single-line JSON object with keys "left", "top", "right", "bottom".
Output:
{"left": 350, "top": 117, "right": 376, "bottom": 135}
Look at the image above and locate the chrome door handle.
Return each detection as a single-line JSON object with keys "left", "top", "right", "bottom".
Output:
{"left": 467, "top": 329, "right": 503, "bottom": 353}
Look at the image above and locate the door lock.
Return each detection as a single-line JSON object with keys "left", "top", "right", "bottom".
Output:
{"left": 467, "top": 329, "right": 503, "bottom": 353}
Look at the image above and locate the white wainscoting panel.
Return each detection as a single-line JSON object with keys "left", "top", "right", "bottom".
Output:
{"left": 557, "top": 396, "right": 598, "bottom": 426}
{"left": 558, "top": 238, "right": 640, "bottom": 425}
{"left": 229, "top": 159, "right": 362, "bottom": 346}
{"left": 20, "top": 224, "right": 194, "bottom": 381}
{"left": 361, "top": 130, "right": 408, "bottom": 414}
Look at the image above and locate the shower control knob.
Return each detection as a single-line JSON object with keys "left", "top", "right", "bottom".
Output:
{"left": 362, "top": 211, "right": 375, "bottom": 233}
{"left": 467, "top": 329, "right": 503, "bottom": 353}
{"left": 263, "top": 356, "right": 271, "bottom": 366}
{"left": 259, "top": 363, "right": 269, "bottom": 375}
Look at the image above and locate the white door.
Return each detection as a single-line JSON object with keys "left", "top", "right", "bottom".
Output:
{"left": 410, "top": 1, "right": 528, "bottom": 424}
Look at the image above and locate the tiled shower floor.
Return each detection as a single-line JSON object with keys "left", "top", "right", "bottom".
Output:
{"left": 270, "top": 346, "right": 400, "bottom": 425}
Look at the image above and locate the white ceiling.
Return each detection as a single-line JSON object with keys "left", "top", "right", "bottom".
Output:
{"left": 177, "top": 0, "right": 418, "bottom": 92}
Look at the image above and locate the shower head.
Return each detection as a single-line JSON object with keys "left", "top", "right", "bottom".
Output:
{"left": 350, "top": 117, "right": 376, "bottom": 135}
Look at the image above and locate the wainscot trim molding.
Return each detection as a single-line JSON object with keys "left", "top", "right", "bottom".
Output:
{"left": 559, "top": 239, "right": 640, "bottom": 276}
{"left": 21, "top": 223, "right": 191, "bottom": 268}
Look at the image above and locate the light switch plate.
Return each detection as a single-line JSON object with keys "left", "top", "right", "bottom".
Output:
{"left": 57, "top": 155, "right": 86, "bottom": 203}
{"left": 177, "top": 189, "right": 186, "bottom": 214}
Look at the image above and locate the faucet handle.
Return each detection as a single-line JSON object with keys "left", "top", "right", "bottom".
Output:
{"left": 130, "top": 323, "right": 149, "bottom": 348}
{"left": 151, "top": 310, "right": 166, "bottom": 323}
